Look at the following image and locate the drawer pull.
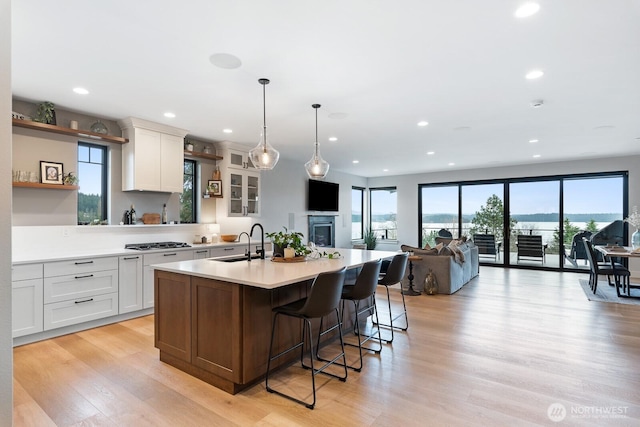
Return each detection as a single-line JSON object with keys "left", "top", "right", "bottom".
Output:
{"left": 74, "top": 261, "right": 94, "bottom": 265}
{"left": 74, "top": 274, "right": 94, "bottom": 279}
{"left": 196, "top": 250, "right": 207, "bottom": 254}
{"left": 163, "top": 253, "right": 177, "bottom": 257}
{"left": 123, "top": 256, "right": 140, "bottom": 260}
{"left": 74, "top": 298, "right": 94, "bottom": 304}
{"left": 224, "top": 247, "right": 235, "bottom": 251}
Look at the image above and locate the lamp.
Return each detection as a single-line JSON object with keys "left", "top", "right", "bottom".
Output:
{"left": 304, "top": 104, "right": 330, "bottom": 179}
{"left": 249, "top": 78, "right": 280, "bottom": 170}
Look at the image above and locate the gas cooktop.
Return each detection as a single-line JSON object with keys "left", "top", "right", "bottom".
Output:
{"left": 125, "top": 242, "right": 191, "bottom": 251}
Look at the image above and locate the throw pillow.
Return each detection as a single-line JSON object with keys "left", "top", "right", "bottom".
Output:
{"left": 423, "top": 242, "right": 432, "bottom": 250}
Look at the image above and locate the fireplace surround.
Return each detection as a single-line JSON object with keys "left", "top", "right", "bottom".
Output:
{"left": 308, "top": 215, "right": 336, "bottom": 248}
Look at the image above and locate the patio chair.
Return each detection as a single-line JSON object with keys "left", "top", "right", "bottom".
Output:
{"left": 516, "top": 234, "right": 548, "bottom": 263}
{"left": 566, "top": 230, "right": 592, "bottom": 266}
{"left": 473, "top": 233, "right": 501, "bottom": 261}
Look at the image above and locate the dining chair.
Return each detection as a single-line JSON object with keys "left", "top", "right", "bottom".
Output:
{"left": 582, "top": 238, "right": 629, "bottom": 295}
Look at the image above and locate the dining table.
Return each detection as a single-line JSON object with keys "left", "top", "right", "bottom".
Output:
{"left": 594, "top": 245, "right": 640, "bottom": 297}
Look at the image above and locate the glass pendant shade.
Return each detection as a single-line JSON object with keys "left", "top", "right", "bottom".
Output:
{"left": 249, "top": 78, "right": 279, "bottom": 170}
{"left": 250, "top": 126, "right": 280, "bottom": 170}
{"left": 305, "top": 104, "right": 330, "bottom": 179}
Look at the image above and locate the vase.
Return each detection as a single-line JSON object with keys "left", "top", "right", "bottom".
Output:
{"left": 632, "top": 229, "right": 640, "bottom": 249}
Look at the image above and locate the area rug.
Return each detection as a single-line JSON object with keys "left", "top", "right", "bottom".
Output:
{"left": 578, "top": 279, "right": 640, "bottom": 305}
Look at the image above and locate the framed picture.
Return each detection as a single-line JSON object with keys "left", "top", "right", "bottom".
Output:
{"left": 207, "top": 180, "right": 222, "bottom": 197}
{"left": 40, "top": 161, "right": 63, "bottom": 185}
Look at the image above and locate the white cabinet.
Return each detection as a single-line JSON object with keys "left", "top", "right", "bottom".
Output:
{"left": 118, "top": 117, "right": 189, "bottom": 192}
{"left": 227, "top": 148, "right": 257, "bottom": 171}
{"left": 228, "top": 170, "right": 261, "bottom": 217}
{"left": 12, "top": 264, "right": 43, "bottom": 338}
{"left": 142, "top": 250, "right": 194, "bottom": 308}
{"left": 119, "top": 255, "right": 143, "bottom": 314}
{"left": 43, "top": 256, "right": 119, "bottom": 331}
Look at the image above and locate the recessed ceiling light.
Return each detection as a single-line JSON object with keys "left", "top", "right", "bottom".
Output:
{"left": 164, "top": 112, "right": 176, "bottom": 118}
{"left": 417, "top": 121, "right": 429, "bottom": 127}
{"left": 533, "top": 154, "right": 541, "bottom": 158}
{"left": 223, "top": 128, "right": 233, "bottom": 134}
{"left": 328, "top": 137, "right": 338, "bottom": 142}
{"left": 515, "top": 2, "right": 540, "bottom": 18}
{"left": 448, "top": 162, "right": 455, "bottom": 166}
{"left": 352, "top": 160, "right": 359, "bottom": 164}
{"left": 209, "top": 53, "right": 242, "bottom": 69}
{"left": 427, "top": 151, "right": 435, "bottom": 155}
{"left": 529, "top": 139, "right": 539, "bottom": 143}
{"left": 525, "top": 70, "right": 544, "bottom": 79}
{"left": 383, "top": 168, "right": 389, "bottom": 172}
{"left": 73, "top": 87, "right": 89, "bottom": 95}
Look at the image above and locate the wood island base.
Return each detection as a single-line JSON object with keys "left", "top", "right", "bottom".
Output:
{"left": 154, "top": 270, "right": 316, "bottom": 395}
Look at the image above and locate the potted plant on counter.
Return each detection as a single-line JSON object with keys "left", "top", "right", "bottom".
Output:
{"left": 363, "top": 227, "right": 377, "bottom": 250}
{"left": 266, "top": 227, "right": 310, "bottom": 257}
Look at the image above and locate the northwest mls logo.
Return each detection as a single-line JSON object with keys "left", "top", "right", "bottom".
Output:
{"left": 548, "top": 403, "right": 567, "bottom": 422}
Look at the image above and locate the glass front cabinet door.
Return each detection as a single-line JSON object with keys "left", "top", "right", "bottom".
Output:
{"left": 228, "top": 171, "right": 260, "bottom": 217}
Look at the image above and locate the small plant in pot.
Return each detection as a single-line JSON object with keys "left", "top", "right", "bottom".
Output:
{"left": 34, "top": 101, "right": 56, "bottom": 125}
{"left": 363, "top": 227, "right": 377, "bottom": 250}
{"left": 266, "top": 227, "right": 311, "bottom": 257}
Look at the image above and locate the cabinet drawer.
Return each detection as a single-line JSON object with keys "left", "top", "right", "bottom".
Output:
{"left": 12, "top": 263, "right": 43, "bottom": 281}
{"left": 45, "top": 257, "right": 118, "bottom": 277}
{"left": 44, "top": 269, "right": 118, "bottom": 304}
{"left": 209, "top": 246, "right": 245, "bottom": 258}
{"left": 44, "top": 292, "right": 118, "bottom": 331}
{"left": 143, "top": 250, "right": 193, "bottom": 266}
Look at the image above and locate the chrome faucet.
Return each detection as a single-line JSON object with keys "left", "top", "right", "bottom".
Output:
{"left": 238, "top": 231, "right": 252, "bottom": 262}
{"left": 250, "top": 223, "right": 265, "bottom": 259}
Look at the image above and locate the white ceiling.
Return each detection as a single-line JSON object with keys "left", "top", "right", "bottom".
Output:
{"left": 11, "top": 1, "right": 640, "bottom": 178}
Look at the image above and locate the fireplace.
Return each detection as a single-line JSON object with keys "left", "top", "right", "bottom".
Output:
{"left": 308, "top": 215, "right": 335, "bottom": 248}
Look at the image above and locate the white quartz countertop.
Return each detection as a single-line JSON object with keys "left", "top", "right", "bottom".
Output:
{"left": 152, "top": 248, "right": 400, "bottom": 289}
{"left": 12, "top": 240, "right": 263, "bottom": 265}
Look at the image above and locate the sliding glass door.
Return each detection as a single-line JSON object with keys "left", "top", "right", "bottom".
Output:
{"left": 418, "top": 172, "right": 628, "bottom": 272}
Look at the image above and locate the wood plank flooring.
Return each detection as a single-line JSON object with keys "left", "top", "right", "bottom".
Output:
{"left": 12, "top": 268, "right": 640, "bottom": 426}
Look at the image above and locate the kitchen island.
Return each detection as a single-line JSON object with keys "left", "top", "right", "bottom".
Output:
{"left": 152, "top": 249, "right": 398, "bottom": 394}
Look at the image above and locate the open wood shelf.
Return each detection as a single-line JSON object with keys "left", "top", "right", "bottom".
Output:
{"left": 12, "top": 118, "right": 128, "bottom": 144}
{"left": 184, "top": 150, "right": 223, "bottom": 161}
{"left": 12, "top": 182, "right": 79, "bottom": 190}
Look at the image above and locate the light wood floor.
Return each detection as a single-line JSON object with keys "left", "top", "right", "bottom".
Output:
{"left": 13, "top": 268, "right": 640, "bottom": 426}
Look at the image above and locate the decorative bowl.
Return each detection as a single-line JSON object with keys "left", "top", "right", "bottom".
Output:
{"left": 220, "top": 234, "right": 238, "bottom": 242}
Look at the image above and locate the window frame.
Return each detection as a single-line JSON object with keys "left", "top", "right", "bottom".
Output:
{"left": 351, "top": 186, "right": 365, "bottom": 240}
{"left": 369, "top": 186, "right": 398, "bottom": 241}
{"left": 77, "top": 142, "right": 108, "bottom": 224}
{"left": 180, "top": 158, "right": 197, "bottom": 224}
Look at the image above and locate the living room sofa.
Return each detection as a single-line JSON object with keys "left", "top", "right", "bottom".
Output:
{"left": 400, "top": 241, "right": 479, "bottom": 294}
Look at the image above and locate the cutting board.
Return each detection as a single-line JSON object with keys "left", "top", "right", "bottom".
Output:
{"left": 142, "top": 213, "right": 161, "bottom": 224}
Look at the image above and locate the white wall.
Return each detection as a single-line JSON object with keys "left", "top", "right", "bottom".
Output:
{"left": 260, "top": 156, "right": 367, "bottom": 248}
{"left": 1, "top": 0, "right": 13, "bottom": 423}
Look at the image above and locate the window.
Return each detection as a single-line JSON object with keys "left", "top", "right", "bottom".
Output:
{"left": 370, "top": 187, "right": 397, "bottom": 240}
{"left": 77, "top": 142, "right": 107, "bottom": 225}
{"left": 180, "top": 159, "right": 196, "bottom": 223}
{"left": 418, "top": 171, "right": 627, "bottom": 271}
{"left": 352, "top": 186, "right": 364, "bottom": 239}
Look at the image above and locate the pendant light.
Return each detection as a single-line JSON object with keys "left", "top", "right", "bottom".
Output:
{"left": 304, "top": 103, "right": 330, "bottom": 179}
{"left": 249, "top": 78, "right": 280, "bottom": 170}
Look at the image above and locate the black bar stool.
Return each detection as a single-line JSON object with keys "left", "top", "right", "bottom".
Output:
{"left": 340, "top": 258, "right": 383, "bottom": 371}
{"left": 265, "top": 267, "right": 347, "bottom": 409}
{"left": 376, "top": 253, "right": 409, "bottom": 343}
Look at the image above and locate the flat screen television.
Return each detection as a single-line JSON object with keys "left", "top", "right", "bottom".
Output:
{"left": 307, "top": 179, "right": 339, "bottom": 212}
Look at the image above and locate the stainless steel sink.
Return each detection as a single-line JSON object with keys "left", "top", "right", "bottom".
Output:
{"left": 211, "top": 254, "right": 265, "bottom": 262}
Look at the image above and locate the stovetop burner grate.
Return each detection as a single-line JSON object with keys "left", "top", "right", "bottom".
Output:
{"left": 125, "top": 241, "right": 191, "bottom": 251}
